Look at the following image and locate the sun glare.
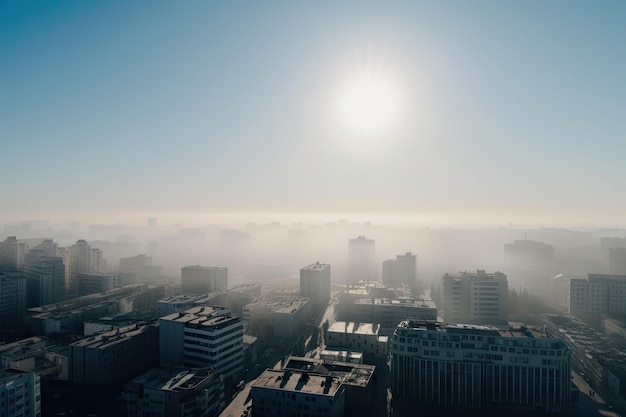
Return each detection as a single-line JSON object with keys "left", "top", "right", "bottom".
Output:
{"left": 337, "top": 74, "right": 397, "bottom": 134}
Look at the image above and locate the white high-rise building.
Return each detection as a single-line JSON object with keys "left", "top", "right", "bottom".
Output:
{"left": 300, "top": 262, "right": 331, "bottom": 310}
{"left": 347, "top": 236, "right": 376, "bottom": 284}
{"left": 0, "top": 368, "right": 41, "bottom": 417}
{"left": 382, "top": 252, "right": 417, "bottom": 287}
{"left": 569, "top": 274, "right": 626, "bottom": 320}
{"left": 181, "top": 266, "right": 228, "bottom": 295}
{"left": 159, "top": 306, "right": 243, "bottom": 382}
{"left": 442, "top": 270, "right": 508, "bottom": 325}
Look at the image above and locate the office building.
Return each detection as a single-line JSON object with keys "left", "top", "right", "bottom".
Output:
{"left": 0, "top": 272, "right": 27, "bottom": 330}
{"left": 78, "top": 272, "right": 119, "bottom": 296}
{"left": 24, "top": 253, "right": 65, "bottom": 307}
{"left": 159, "top": 306, "right": 243, "bottom": 382}
{"left": 69, "top": 323, "right": 158, "bottom": 384}
{"left": 349, "top": 298, "right": 437, "bottom": 333}
{"left": 243, "top": 296, "right": 311, "bottom": 338}
{"left": 122, "top": 367, "right": 225, "bottom": 417}
{"left": 347, "top": 236, "right": 376, "bottom": 284}
{"left": 326, "top": 321, "right": 388, "bottom": 359}
{"left": 60, "top": 239, "right": 106, "bottom": 298}
{"left": 442, "top": 270, "right": 508, "bottom": 325}
{"left": 0, "top": 236, "right": 29, "bottom": 272}
{"left": 181, "top": 266, "right": 228, "bottom": 295}
{"left": 569, "top": 274, "right": 626, "bottom": 320}
{"left": 382, "top": 252, "right": 417, "bottom": 288}
{"left": 300, "top": 262, "right": 331, "bottom": 310}
{"left": 391, "top": 320, "right": 571, "bottom": 412}
{"left": 251, "top": 356, "right": 376, "bottom": 417}
{"left": 0, "top": 368, "right": 41, "bottom": 417}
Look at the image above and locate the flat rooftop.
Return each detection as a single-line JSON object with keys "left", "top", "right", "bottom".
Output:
{"left": 253, "top": 369, "right": 341, "bottom": 396}
{"left": 328, "top": 321, "right": 379, "bottom": 336}
{"left": 400, "top": 321, "right": 549, "bottom": 339}
{"left": 71, "top": 323, "right": 155, "bottom": 349}
{"left": 0, "top": 368, "right": 33, "bottom": 384}
{"left": 247, "top": 296, "right": 309, "bottom": 314}
{"left": 283, "top": 356, "right": 375, "bottom": 388}
{"left": 131, "top": 367, "right": 215, "bottom": 391}
{"left": 162, "top": 306, "right": 236, "bottom": 326}
{"left": 355, "top": 298, "right": 436, "bottom": 308}
{"left": 301, "top": 262, "right": 329, "bottom": 271}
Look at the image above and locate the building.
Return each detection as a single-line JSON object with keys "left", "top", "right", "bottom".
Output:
{"left": 69, "top": 323, "right": 159, "bottom": 384}
{"left": 78, "top": 272, "right": 119, "bottom": 296}
{"left": 382, "top": 252, "right": 417, "bottom": 288}
{"left": 181, "top": 266, "right": 228, "bottom": 295}
{"left": 24, "top": 253, "right": 65, "bottom": 307}
{"left": 0, "top": 272, "right": 27, "bottom": 330}
{"left": 122, "top": 367, "right": 225, "bottom": 417}
{"left": 569, "top": 274, "right": 626, "bottom": 321}
{"left": 251, "top": 369, "right": 344, "bottom": 417}
{"left": 243, "top": 296, "right": 311, "bottom": 338}
{"left": 300, "top": 262, "right": 331, "bottom": 310}
{"left": 442, "top": 270, "right": 508, "bottom": 325}
{"left": 391, "top": 320, "right": 571, "bottom": 413}
{"left": 504, "top": 239, "right": 555, "bottom": 270}
{"left": 0, "top": 236, "right": 29, "bottom": 272}
{"left": 350, "top": 298, "right": 437, "bottom": 333}
{"left": 347, "top": 236, "right": 376, "bottom": 284}
{"left": 0, "top": 368, "right": 41, "bottom": 417}
{"left": 60, "top": 239, "right": 106, "bottom": 298}
{"left": 326, "top": 321, "right": 388, "bottom": 359}
{"left": 159, "top": 306, "right": 243, "bottom": 383}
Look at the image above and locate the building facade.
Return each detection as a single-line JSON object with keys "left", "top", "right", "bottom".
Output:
{"left": 326, "top": 321, "right": 388, "bottom": 358}
{"left": 347, "top": 236, "right": 376, "bottom": 284}
{"left": 24, "top": 253, "right": 65, "bottom": 308}
{"left": 442, "top": 270, "right": 508, "bottom": 325}
{"left": 391, "top": 320, "right": 571, "bottom": 413}
{"left": 300, "top": 262, "right": 331, "bottom": 311}
{"left": 0, "top": 272, "right": 27, "bottom": 330}
{"left": 122, "top": 367, "right": 225, "bottom": 417}
{"left": 0, "top": 368, "right": 41, "bottom": 417}
{"left": 382, "top": 252, "right": 417, "bottom": 288}
{"left": 78, "top": 272, "right": 119, "bottom": 296}
{"left": 159, "top": 306, "right": 243, "bottom": 383}
{"left": 569, "top": 274, "right": 626, "bottom": 320}
{"left": 181, "top": 266, "right": 228, "bottom": 295}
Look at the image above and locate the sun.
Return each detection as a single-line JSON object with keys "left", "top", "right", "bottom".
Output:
{"left": 337, "top": 74, "right": 397, "bottom": 134}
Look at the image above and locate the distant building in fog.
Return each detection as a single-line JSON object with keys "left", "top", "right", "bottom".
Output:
{"left": 609, "top": 248, "right": 626, "bottom": 275}
{"left": 78, "top": 272, "right": 119, "bottom": 296}
{"left": 0, "top": 236, "right": 29, "bottom": 271}
{"left": 181, "top": 266, "right": 228, "bottom": 295}
{"left": 300, "top": 262, "right": 331, "bottom": 310}
{"left": 504, "top": 239, "right": 555, "bottom": 270}
{"left": 24, "top": 252, "right": 65, "bottom": 307}
{"left": 442, "top": 270, "right": 508, "bottom": 325}
{"left": 569, "top": 274, "right": 626, "bottom": 320}
{"left": 347, "top": 236, "right": 376, "bottom": 283}
{"left": 382, "top": 252, "right": 417, "bottom": 288}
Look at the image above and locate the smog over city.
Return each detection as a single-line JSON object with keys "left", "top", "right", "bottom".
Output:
{"left": 1, "top": 2, "right": 625, "bottom": 417}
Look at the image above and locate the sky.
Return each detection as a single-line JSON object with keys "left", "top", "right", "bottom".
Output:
{"left": 1, "top": 1, "right": 625, "bottom": 227}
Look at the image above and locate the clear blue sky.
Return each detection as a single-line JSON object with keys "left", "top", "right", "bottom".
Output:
{"left": 1, "top": 1, "right": 625, "bottom": 226}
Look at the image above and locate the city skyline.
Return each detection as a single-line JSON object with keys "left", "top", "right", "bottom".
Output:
{"left": 2, "top": 2, "right": 625, "bottom": 227}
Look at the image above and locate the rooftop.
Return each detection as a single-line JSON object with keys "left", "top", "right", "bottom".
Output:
{"left": 283, "top": 356, "right": 375, "bottom": 388}
{"left": 328, "top": 321, "right": 379, "bottom": 336}
{"left": 71, "top": 323, "right": 155, "bottom": 349}
{"left": 161, "top": 305, "right": 236, "bottom": 327}
{"left": 252, "top": 369, "right": 341, "bottom": 396}
{"left": 131, "top": 367, "right": 216, "bottom": 392}
{"left": 354, "top": 298, "right": 436, "bottom": 308}
{"left": 0, "top": 368, "right": 34, "bottom": 384}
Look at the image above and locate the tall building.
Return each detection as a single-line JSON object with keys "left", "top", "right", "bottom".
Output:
{"left": 0, "top": 237, "right": 29, "bottom": 272}
{"left": 24, "top": 252, "right": 65, "bottom": 307}
{"left": 569, "top": 274, "right": 626, "bottom": 320}
{"left": 60, "top": 239, "right": 106, "bottom": 298}
{"left": 382, "top": 252, "right": 417, "bottom": 287}
{"left": 300, "top": 262, "right": 331, "bottom": 310}
{"left": 181, "top": 266, "right": 228, "bottom": 295}
{"left": 0, "top": 272, "right": 27, "bottom": 330}
{"left": 122, "top": 367, "right": 225, "bottom": 417}
{"left": 159, "top": 306, "right": 243, "bottom": 383}
{"left": 347, "top": 236, "right": 376, "bottom": 284}
{"left": 442, "top": 270, "right": 508, "bottom": 325}
{"left": 390, "top": 320, "right": 571, "bottom": 413}
{"left": 0, "top": 368, "right": 41, "bottom": 417}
